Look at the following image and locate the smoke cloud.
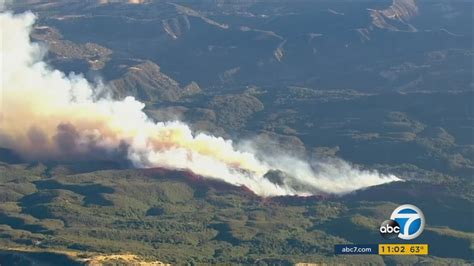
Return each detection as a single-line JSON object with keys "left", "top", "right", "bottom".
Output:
{"left": 0, "top": 12, "right": 400, "bottom": 196}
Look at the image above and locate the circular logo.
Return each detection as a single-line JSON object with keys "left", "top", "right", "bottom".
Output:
{"left": 379, "top": 219, "right": 400, "bottom": 239}
{"left": 390, "top": 204, "right": 425, "bottom": 240}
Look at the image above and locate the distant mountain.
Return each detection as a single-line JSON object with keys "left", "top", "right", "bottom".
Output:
{"left": 12, "top": 0, "right": 472, "bottom": 92}
{"left": 109, "top": 61, "right": 201, "bottom": 102}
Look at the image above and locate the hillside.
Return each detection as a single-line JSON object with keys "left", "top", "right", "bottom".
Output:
{"left": 0, "top": 159, "right": 472, "bottom": 264}
{"left": 1, "top": 0, "right": 473, "bottom": 264}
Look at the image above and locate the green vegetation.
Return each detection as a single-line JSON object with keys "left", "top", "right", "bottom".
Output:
{"left": 0, "top": 162, "right": 472, "bottom": 264}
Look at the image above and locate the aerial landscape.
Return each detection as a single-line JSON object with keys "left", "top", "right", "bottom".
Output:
{"left": 0, "top": 0, "right": 472, "bottom": 265}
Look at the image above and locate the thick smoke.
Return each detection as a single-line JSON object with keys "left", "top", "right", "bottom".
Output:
{"left": 0, "top": 12, "right": 400, "bottom": 196}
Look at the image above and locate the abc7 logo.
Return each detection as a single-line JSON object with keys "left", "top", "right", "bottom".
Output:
{"left": 380, "top": 204, "right": 425, "bottom": 240}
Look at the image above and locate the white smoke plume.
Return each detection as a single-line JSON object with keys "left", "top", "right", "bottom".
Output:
{"left": 0, "top": 12, "right": 400, "bottom": 196}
